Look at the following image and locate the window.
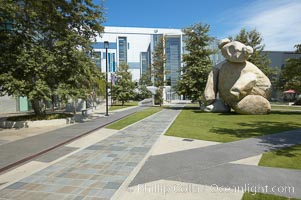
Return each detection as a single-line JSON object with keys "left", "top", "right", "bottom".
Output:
{"left": 118, "top": 37, "right": 127, "bottom": 64}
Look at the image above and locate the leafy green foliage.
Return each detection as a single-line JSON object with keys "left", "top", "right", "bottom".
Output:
{"left": 294, "top": 44, "right": 301, "bottom": 53}
{"left": 136, "top": 72, "right": 152, "bottom": 100}
{"left": 0, "top": 0, "right": 105, "bottom": 115}
{"left": 152, "top": 36, "right": 166, "bottom": 106}
{"left": 136, "top": 85, "right": 152, "bottom": 101}
{"left": 231, "top": 28, "right": 275, "bottom": 78}
{"left": 111, "top": 63, "right": 135, "bottom": 105}
{"left": 139, "top": 69, "right": 153, "bottom": 86}
{"left": 176, "top": 23, "right": 214, "bottom": 102}
{"left": 280, "top": 44, "right": 301, "bottom": 92}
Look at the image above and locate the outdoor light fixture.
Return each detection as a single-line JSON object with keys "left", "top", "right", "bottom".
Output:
{"left": 104, "top": 41, "right": 109, "bottom": 116}
{"left": 104, "top": 41, "right": 109, "bottom": 49}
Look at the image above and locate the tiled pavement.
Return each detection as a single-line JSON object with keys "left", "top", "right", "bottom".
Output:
{"left": 0, "top": 108, "right": 181, "bottom": 200}
{"left": 0, "top": 106, "right": 146, "bottom": 171}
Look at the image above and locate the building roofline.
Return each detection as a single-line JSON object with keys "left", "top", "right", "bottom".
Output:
{"left": 104, "top": 26, "right": 183, "bottom": 35}
{"left": 263, "top": 50, "right": 300, "bottom": 54}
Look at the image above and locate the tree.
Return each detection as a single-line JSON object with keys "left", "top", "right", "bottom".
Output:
{"left": 152, "top": 36, "right": 166, "bottom": 106}
{"left": 176, "top": 23, "right": 214, "bottom": 104}
{"left": 112, "top": 63, "right": 135, "bottom": 105}
{"left": 136, "top": 71, "right": 152, "bottom": 100}
{"left": 231, "top": 28, "right": 274, "bottom": 78}
{"left": 294, "top": 44, "right": 301, "bottom": 53}
{"left": 0, "top": 0, "right": 105, "bottom": 115}
{"left": 280, "top": 44, "right": 301, "bottom": 93}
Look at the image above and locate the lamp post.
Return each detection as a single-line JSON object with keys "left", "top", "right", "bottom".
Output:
{"left": 111, "top": 73, "right": 114, "bottom": 106}
{"left": 104, "top": 41, "right": 109, "bottom": 116}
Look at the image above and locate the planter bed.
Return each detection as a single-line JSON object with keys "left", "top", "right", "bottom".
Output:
{"left": 0, "top": 117, "right": 74, "bottom": 129}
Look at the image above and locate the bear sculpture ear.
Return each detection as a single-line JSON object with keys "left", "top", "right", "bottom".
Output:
{"left": 242, "top": 46, "right": 254, "bottom": 58}
{"left": 218, "top": 38, "right": 231, "bottom": 49}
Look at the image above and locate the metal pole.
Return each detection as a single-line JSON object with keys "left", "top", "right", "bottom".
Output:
{"left": 111, "top": 73, "right": 113, "bottom": 106}
{"left": 105, "top": 46, "right": 109, "bottom": 116}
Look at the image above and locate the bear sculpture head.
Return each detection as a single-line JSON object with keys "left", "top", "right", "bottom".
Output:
{"left": 218, "top": 38, "right": 253, "bottom": 63}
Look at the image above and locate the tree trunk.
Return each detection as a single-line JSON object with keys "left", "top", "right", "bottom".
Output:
{"left": 31, "top": 99, "right": 45, "bottom": 116}
{"left": 73, "top": 100, "right": 76, "bottom": 114}
{"left": 51, "top": 95, "right": 55, "bottom": 112}
{"left": 198, "top": 100, "right": 202, "bottom": 109}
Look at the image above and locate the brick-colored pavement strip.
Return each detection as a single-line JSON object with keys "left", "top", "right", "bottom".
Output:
{"left": 0, "top": 106, "right": 146, "bottom": 172}
{"left": 0, "top": 108, "right": 181, "bottom": 200}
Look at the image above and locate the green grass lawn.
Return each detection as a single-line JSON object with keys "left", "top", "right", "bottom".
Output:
{"left": 242, "top": 192, "right": 300, "bottom": 200}
{"left": 106, "top": 107, "right": 162, "bottom": 130}
{"left": 243, "top": 145, "right": 301, "bottom": 199}
{"left": 165, "top": 106, "right": 301, "bottom": 142}
{"left": 258, "top": 144, "right": 301, "bottom": 170}
{"left": 109, "top": 101, "right": 138, "bottom": 111}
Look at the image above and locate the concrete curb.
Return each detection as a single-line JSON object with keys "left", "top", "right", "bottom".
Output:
{"left": 0, "top": 106, "right": 146, "bottom": 173}
{"left": 0, "top": 118, "right": 73, "bottom": 129}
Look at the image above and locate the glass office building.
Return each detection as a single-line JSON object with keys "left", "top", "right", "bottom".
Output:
{"left": 94, "top": 26, "right": 185, "bottom": 83}
{"left": 165, "top": 36, "right": 181, "bottom": 87}
{"left": 118, "top": 37, "right": 127, "bottom": 64}
{"left": 94, "top": 26, "right": 223, "bottom": 100}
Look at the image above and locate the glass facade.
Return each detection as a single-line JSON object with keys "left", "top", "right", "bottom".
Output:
{"left": 208, "top": 39, "right": 224, "bottom": 66}
{"left": 118, "top": 37, "right": 127, "bottom": 64}
{"left": 152, "top": 34, "right": 163, "bottom": 51}
{"left": 0, "top": 21, "right": 12, "bottom": 31}
{"left": 108, "top": 53, "right": 116, "bottom": 72}
{"left": 141, "top": 52, "right": 148, "bottom": 74}
{"left": 165, "top": 36, "right": 181, "bottom": 87}
{"left": 92, "top": 51, "right": 102, "bottom": 70}
{"left": 147, "top": 44, "right": 152, "bottom": 72}
{"left": 92, "top": 42, "right": 117, "bottom": 50}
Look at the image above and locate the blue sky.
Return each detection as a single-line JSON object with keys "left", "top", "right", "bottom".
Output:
{"left": 94, "top": 0, "right": 301, "bottom": 51}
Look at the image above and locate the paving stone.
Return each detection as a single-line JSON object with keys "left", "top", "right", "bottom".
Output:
{"left": 0, "top": 109, "right": 181, "bottom": 199}
{"left": 6, "top": 182, "right": 27, "bottom": 189}
{"left": 103, "top": 182, "right": 122, "bottom": 189}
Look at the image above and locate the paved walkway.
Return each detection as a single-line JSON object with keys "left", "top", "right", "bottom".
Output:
{"left": 0, "top": 103, "right": 301, "bottom": 199}
{"left": 0, "top": 106, "right": 146, "bottom": 172}
{"left": 129, "top": 129, "right": 301, "bottom": 198}
{"left": 0, "top": 107, "right": 182, "bottom": 200}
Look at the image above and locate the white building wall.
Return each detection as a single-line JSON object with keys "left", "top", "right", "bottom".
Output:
{"left": 95, "top": 26, "right": 183, "bottom": 82}
{"left": 0, "top": 95, "right": 17, "bottom": 113}
{"left": 127, "top": 34, "right": 151, "bottom": 62}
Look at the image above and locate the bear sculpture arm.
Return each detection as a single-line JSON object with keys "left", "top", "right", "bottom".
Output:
{"left": 230, "top": 72, "right": 257, "bottom": 100}
{"left": 203, "top": 68, "right": 219, "bottom": 104}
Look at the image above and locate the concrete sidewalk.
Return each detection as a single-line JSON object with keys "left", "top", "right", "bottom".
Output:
{"left": 0, "top": 106, "right": 146, "bottom": 172}
{"left": 0, "top": 107, "right": 182, "bottom": 200}
{"left": 0, "top": 103, "right": 300, "bottom": 199}
{"left": 126, "top": 129, "right": 301, "bottom": 199}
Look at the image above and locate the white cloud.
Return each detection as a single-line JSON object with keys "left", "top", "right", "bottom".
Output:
{"left": 220, "top": 0, "right": 301, "bottom": 51}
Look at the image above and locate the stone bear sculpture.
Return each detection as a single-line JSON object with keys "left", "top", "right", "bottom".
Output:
{"left": 202, "top": 38, "right": 272, "bottom": 114}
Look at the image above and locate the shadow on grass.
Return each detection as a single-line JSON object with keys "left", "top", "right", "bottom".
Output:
{"left": 210, "top": 121, "right": 301, "bottom": 139}
{"left": 273, "top": 145, "right": 301, "bottom": 157}
{"left": 162, "top": 105, "right": 198, "bottom": 110}
{"left": 193, "top": 110, "right": 301, "bottom": 115}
